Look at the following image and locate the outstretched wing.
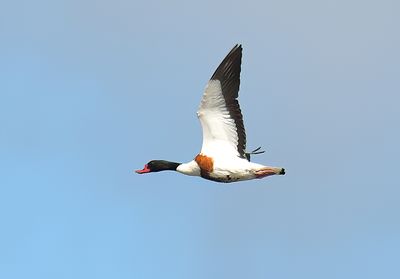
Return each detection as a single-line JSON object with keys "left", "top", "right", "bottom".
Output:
{"left": 197, "top": 45, "right": 247, "bottom": 159}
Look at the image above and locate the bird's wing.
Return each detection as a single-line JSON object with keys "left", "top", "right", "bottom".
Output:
{"left": 197, "top": 45, "right": 247, "bottom": 159}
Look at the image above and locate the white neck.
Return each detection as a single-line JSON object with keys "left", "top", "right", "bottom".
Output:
{"left": 176, "top": 160, "right": 201, "bottom": 176}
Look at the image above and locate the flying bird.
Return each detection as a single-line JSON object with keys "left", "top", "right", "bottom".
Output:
{"left": 136, "top": 45, "right": 285, "bottom": 183}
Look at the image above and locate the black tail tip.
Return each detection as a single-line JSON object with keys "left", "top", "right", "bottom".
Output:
{"left": 280, "top": 168, "right": 285, "bottom": 175}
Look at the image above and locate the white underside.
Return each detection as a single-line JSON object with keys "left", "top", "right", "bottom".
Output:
{"left": 177, "top": 156, "right": 280, "bottom": 182}
{"left": 207, "top": 156, "right": 267, "bottom": 181}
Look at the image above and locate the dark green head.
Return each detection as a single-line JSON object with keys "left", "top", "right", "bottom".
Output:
{"left": 135, "top": 160, "right": 180, "bottom": 174}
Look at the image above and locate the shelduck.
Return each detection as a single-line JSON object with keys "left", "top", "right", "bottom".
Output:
{"left": 136, "top": 45, "right": 285, "bottom": 183}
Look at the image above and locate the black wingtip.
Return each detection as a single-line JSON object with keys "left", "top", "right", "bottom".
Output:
{"left": 211, "top": 44, "right": 243, "bottom": 81}
{"left": 233, "top": 44, "right": 242, "bottom": 50}
{"left": 279, "top": 168, "right": 286, "bottom": 175}
{"left": 229, "top": 44, "right": 242, "bottom": 55}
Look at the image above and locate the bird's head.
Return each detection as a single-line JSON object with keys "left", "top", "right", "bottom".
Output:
{"left": 135, "top": 160, "right": 180, "bottom": 174}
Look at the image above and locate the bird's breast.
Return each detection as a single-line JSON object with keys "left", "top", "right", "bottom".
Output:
{"left": 194, "top": 154, "right": 214, "bottom": 175}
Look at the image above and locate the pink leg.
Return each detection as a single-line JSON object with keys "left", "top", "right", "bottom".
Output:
{"left": 255, "top": 168, "right": 279, "bottom": 179}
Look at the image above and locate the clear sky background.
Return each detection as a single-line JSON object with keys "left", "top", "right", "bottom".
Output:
{"left": 1, "top": 0, "right": 399, "bottom": 278}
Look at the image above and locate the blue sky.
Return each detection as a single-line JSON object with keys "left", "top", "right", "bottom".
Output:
{"left": 1, "top": 0, "right": 399, "bottom": 278}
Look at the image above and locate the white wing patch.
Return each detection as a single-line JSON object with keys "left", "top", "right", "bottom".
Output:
{"left": 197, "top": 80, "right": 240, "bottom": 158}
